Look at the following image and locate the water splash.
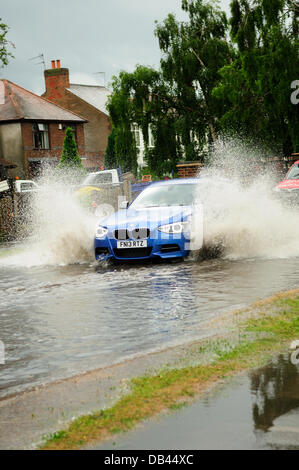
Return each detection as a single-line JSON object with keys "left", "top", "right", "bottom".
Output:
{"left": 0, "top": 169, "right": 109, "bottom": 267}
{"left": 1, "top": 139, "right": 299, "bottom": 266}
{"left": 195, "top": 138, "right": 299, "bottom": 259}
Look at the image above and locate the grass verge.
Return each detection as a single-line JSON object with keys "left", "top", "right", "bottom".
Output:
{"left": 41, "top": 291, "right": 299, "bottom": 450}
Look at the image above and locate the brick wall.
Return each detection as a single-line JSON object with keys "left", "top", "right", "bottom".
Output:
{"left": 177, "top": 163, "right": 202, "bottom": 178}
{"left": 177, "top": 156, "right": 298, "bottom": 181}
{"left": 44, "top": 68, "right": 70, "bottom": 101}
{"left": 43, "top": 67, "right": 111, "bottom": 167}
{"left": 21, "top": 121, "right": 85, "bottom": 177}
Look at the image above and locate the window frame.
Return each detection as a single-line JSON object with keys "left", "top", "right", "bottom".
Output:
{"left": 131, "top": 123, "right": 141, "bottom": 148}
{"left": 32, "top": 122, "right": 50, "bottom": 150}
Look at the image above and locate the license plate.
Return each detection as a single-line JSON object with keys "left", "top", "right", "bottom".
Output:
{"left": 117, "top": 240, "right": 148, "bottom": 249}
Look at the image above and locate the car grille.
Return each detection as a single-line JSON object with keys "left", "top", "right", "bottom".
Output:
{"left": 114, "top": 229, "right": 129, "bottom": 240}
{"left": 113, "top": 248, "right": 152, "bottom": 258}
{"left": 114, "top": 228, "right": 150, "bottom": 240}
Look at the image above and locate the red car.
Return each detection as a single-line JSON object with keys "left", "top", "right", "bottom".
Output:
{"left": 275, "top": 160, "right": 299, "bottom": 203}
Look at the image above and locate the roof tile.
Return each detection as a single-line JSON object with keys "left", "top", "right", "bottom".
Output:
{"left": 0, "top": 79, "right": 86, "bottom": 123}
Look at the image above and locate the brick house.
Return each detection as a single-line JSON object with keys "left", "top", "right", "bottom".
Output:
{"left": 42, "top": 60, "right": 112, "bottom": 170}
{"left": 0, "top": 78, "right": 87, "bottom": 179}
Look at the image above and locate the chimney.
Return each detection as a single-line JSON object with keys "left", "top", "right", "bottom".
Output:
{"left": 43, "top": 59, "right": 70, "bottom": 101}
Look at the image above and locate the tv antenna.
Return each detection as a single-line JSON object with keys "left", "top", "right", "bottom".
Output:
{"left": 28, "top": 53, "right": 46, "bottom": 69}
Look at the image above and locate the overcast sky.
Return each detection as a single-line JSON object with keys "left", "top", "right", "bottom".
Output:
{"left": 1, "top": 0, "right": 231, "bottom": 95}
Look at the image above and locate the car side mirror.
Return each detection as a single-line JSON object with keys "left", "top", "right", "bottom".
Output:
{"left": 119, "top": 200, "right": 129, "bottom": 210}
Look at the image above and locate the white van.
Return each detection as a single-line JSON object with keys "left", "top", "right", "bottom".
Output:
{"left": 14, "top": 180, "right": 39, "bottom": 193}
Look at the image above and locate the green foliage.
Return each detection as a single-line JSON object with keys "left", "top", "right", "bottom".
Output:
{"left": 58, "top": 127, "right": 85, "bottom": 171}
{"left": 138, "top": 166, "right": 161, "bottom": 181}
{"left": 213, "top": 0, "right": 299, "bottom": 154}
{"left": 107, "top": 1, "right": 231, "bottom": 176}
{"left": 154, "top": 0, "right": 231, "bottom": 154}
{"left": 107, "top": 0, "right": 299, "bottom": 175}
{"left": 0, "top": 19, "right": 14, "bottom": 68}
{"left": 107, "top": 65, "right": 176, "bottom": 176}
{"left": 104, "top": 128, "right": 117, "bottom": 169}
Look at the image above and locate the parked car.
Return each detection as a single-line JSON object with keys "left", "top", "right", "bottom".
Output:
{"left": 274, "top": 160, "right": 299, "bottom": 203}
{"left": 94, "top": 178, "right": 203, "bottom": 261}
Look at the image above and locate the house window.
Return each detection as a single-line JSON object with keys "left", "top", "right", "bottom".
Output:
{"left": 131, "top": 123, "right": 141, "bottom": 148}
{"left": 32, "top": 123, "right": 50, "bottom": 149}
{"left": 148, "top": 125, "right": 154, "bottom": 148}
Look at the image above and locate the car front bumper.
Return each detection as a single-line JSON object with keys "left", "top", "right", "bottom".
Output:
{"left": 94, "top": 230, "right": 190, "bottom": 261}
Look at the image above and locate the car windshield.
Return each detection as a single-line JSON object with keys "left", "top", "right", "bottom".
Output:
{"left": 286, "top": 164, "right": 299, "bottom": 180}
{"left": 130, "top": 183, "right": 199, "bottom": 208}
{"left": 21, "top": 183, "right": 35, "bottom": 191}
{"left": 83, "top": 172, "right": 113, "bottom": 185}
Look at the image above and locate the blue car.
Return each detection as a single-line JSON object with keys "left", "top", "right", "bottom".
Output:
{"left": 94, "top": 178, "right": 202, "bottom": 261}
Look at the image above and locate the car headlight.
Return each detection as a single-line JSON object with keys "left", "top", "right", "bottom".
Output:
{"left": 158, "top": 221, "right": 190, "bottom": 234}
{"left": 95, "top": 226, "right": 108, "bottom": 238}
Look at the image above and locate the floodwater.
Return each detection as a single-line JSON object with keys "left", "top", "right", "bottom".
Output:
{"left": 1, "top": 158, "right": 299, "bottom": 399}
{"left": 0, "top": 253, "right": 299, "bottom": 398}
{"left": 95, "top": 354, "right": 299, "bottom": 450}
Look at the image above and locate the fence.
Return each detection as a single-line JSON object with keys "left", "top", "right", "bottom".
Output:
{"left": 0, "top": 180, "right": 133, "bottom": 240}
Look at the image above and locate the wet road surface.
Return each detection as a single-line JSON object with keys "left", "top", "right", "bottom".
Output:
{"left": 0, "top": 254, "right": 299, "bottom": 398}
{"left": 94, "top": 354, "right": 299, "bottom": 450}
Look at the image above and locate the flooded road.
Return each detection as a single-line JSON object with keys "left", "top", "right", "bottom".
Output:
{"left": 95, "top": 354, "right": 299, "bottom": 450}
{"left": 0, "top": 254, "right": 299, "bottom": 398}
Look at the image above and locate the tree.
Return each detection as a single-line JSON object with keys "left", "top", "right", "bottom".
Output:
{"left": 107, "top": 65, "right": 183, "bottom": 175}
{"left": 104, "top": 128, "right": 117, "bottom": 169}
{"left": 0, "top": 19, "right": 14, "bottom": 68}
{"left": 212, "top": 0, "right": 299, "bottom": 154}
{"left": 155, "top": 0, "right": 231, "bottom": 150}
{"left": 58, "top": 127, "right": 85, "bottom": 171}
{"left": 107, "top": 0, "right": 298, "bottom": 176}
{"left": 107, "top": 1, "right": 231, "bottom": 176}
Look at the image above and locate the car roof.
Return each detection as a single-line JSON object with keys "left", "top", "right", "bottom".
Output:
{"left": 150, "top": 177, "right": 201, "bottom": 187}
{"left": 16, "top": 180, "right": 36, "bottom": 183}
{"left": 86, "top": 169, "right": 116, "bottom": 175}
